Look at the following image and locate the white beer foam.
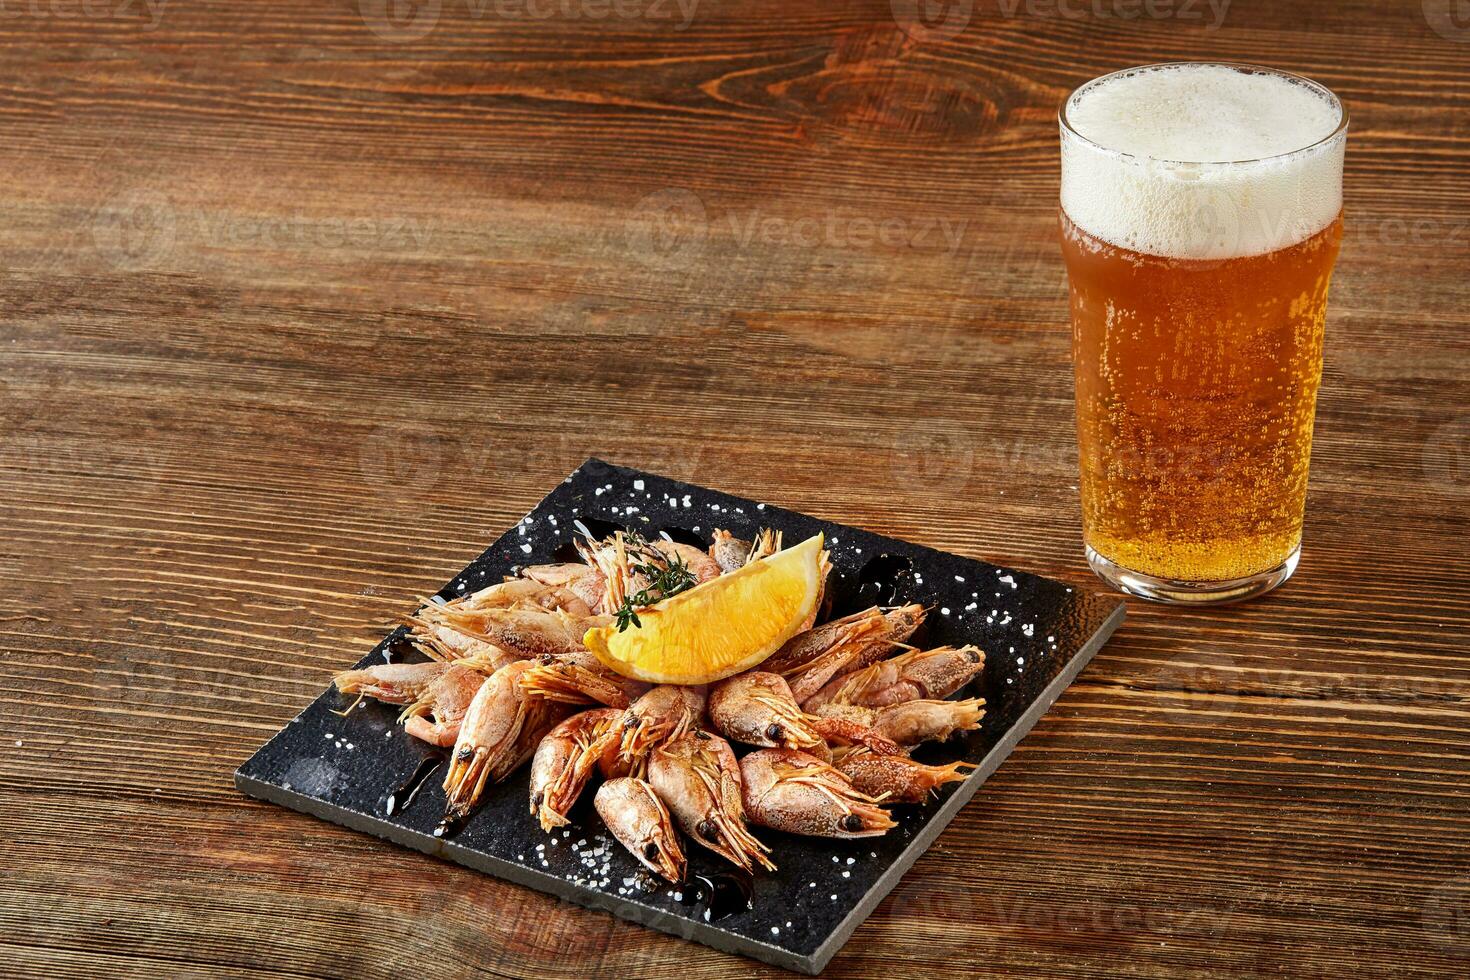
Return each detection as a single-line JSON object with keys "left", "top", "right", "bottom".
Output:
{"left": 1061, "top": 64, "right": 1345, "bottom": 260}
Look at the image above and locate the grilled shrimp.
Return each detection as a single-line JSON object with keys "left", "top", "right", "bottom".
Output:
{"left": 748, "top": 528, "right": 782, "bottom": 564}
{"left": 709, "top": 529, "right": 750, "bottom": 573}
{"left": 833, "top": 747, "right": 973, "bottom": 803}
{"left": 594, "top": 777, "right": 686, "bottom": 883}
{"left": 710, "top": 527, "right": 784, "bottom": 573}
{"left": 739, "top": 749, "right": 896, "bottom": 838}
{"left": 578, "top": 531, "right": 721, "bottom": 616}
{"left": 618, "top": 685, "right": 706, "bottom": 770}
{"left": 598, "top": 732, "right": 633, "bottom": 780}
{"left": 649, "top": 732, "right": 775, "bottom": 873}
{"left": 519, "top": 562, "right": 606, "bottom": 614}
{"left": 707, "top": 672, "right": 823, "bottom": 751}
{"left": 838, "top": 603, "right": 927, "bottom": 675}
{"left": 402, "top": 580, "right": 593, "bottom": 662}
{"left": 810, "top": 698, "right": 985, "bottom": 747}
{"left": 402, "top": 617, "right": 519, "bottom": 668}
{"left": 444, "top": 577, "right": 592, "bottom": 616}
{"left": 784, "top": 604, "right": 928, "bottom": 702}
{"left": 333, "top": 661, "right": 451, "bottom": 706}
{"left": 575, "top": 532, "right": 652, "bottom": 615}
{"left": 519, "top": 651, "right": 650, "bottom": 709}
{"left": 443, "top": 661, "right": 568, "bottom": 824}
{"left": 334, "top": 660, "right": 485, "bottom": 745}
{"left": 396, "top": 664, "right": 486, "bottom": 747}
{"left": 764, "top": 607, "right": 886, "bottom": 678}
{"left": 529, "top": 708, "right": 621, "bottom": 831}
{"left": 804, "top": 715, "right": 904, "bottom": 756}
{"left": 650, "top": 539, "right": 722, "bottom": 584}
{"left": 419, "top": 604, "right": 606, "bottom": 660}
{"left": 803, "top": 645, "right": 984, "bottom": 710}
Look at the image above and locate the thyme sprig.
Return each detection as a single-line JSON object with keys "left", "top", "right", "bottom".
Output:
{"left": 613, "top": 545, "right": 698, "bottom": 632}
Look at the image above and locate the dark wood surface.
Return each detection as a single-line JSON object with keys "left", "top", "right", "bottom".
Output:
{"left": 3, "top": 2, "right": 1466, "bottom": 977}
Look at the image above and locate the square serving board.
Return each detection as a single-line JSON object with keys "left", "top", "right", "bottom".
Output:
{"left": 236, "top": 458, "right": 1125, "bottom": 973}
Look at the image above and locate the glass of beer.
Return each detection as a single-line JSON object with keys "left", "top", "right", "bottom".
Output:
{"left": 1059, "top": 63, "right": 1347, "bottom": 603}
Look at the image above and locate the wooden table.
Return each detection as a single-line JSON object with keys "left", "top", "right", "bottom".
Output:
{"left": 4, "top": 2, "right": 1466, "bottom": 977}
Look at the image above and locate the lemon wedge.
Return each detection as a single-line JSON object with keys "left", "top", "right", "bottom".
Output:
{"left": 584, "top": 533, "right": 824, "bottom": 685}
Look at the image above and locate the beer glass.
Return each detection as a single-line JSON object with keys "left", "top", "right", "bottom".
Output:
{"left": 1059, "top": 63, "right": 1347, "bottom": 603}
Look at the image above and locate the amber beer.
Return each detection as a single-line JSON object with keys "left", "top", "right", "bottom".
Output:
{"left": 1059, "top": 64, "right": 1347, "bottom": 603}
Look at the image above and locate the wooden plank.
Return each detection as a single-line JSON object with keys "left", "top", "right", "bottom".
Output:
{"left": 1, "top": 0, "right": 1466, "bottom": 976}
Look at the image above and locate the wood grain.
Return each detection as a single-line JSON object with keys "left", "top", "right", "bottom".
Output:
{"left": 1, "top": 1, "right": 1467, "bottom": 977}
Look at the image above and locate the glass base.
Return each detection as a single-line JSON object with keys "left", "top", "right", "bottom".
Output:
{"left": 1085, "top": 544, "right": 1300, "bottom": 605}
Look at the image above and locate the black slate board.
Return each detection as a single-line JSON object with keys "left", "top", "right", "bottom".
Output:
{"left": 235, "top": 458, "right": 1125, "bottom": 973}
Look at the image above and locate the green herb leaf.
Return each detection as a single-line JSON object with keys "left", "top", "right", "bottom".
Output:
{"left": 612, "top": 546, "right": 698, "bottom": 632}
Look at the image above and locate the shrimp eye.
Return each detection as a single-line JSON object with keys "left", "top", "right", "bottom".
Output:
{"left": 539, "top": 653, "right": 555, "bottom": 664}
{"left": 842, "top": 814, "right": 864, "bottom": 832}
{"left": 694, "top": 730, "right": 711, "bottom": 740}
{"left": 532, "top": 791, "right": 544, "bottom": 807}
{"left": 623, "top": 713, "right": 639, "bottom": 729}
{"left": 697, "top": 819, "right": 718, "bottom": 841}
{"left": 967, "top": 650, "right": 982, "bottom": 664}
{"left": 643, "top": 842, "right": 660, "bottom": 860}
{"left": 765, "top": 724, "right": 783, "bottom": 741}
{"left": 457, "top": 746, "right": 474, "bottom": 761}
